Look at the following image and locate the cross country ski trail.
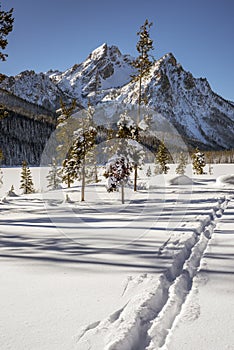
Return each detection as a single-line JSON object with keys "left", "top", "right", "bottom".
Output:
{"left": 76, "top": 196, "right": 229, "bottom": 350}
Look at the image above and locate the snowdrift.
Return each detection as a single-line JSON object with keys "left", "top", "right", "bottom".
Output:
{"left": 166, "top": 175, "right": 193, "bottom": 186}
{"left": 216, "top": 174, "right": 234, "bottom": 188}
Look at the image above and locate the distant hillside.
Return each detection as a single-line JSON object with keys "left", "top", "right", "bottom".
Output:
{"left": 0, "top": 88, "right": 55, "bottom": 165}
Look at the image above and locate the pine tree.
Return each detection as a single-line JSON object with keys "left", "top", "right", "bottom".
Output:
{"left": 155, "top": 140, "right": 170, "bottom": 174}
{"left": 0, "top": 148, "right": 3, "bottom": 161}
{"left": 65, "top": 108, "right": 97, "bottom": 201}
{"left": 46, "top": 158, "right": 62, "bottom": 190}
{"left": 20, "top": 161, "right": 35, "bottom": 194}
{"left": 87, "top": 101, "right": 99, "bottom": 183}
{"left": 56, "top": 98, "right": 77, "bottom": 163}
{"left": 131, "top": 19, "right": 154, "bottom": 191}
{"left": 8, "top": 185, "right": 17, "bottom": 197}
{"left": 131, "top": 19, "right": 154, "bottom": 114}
{"left": 192, "top": 148, "right": 206, "bottom": 175}
{"left": 0, "top": 4, "right": 14, "bottom": 61}
{"left": 176, "top": 152, "right": 187, "bottom": 175}
{"left": 0, "top": 104, "right": 8, "bottom": 120}
{"left": 104, "top": 156, "right": 132, "bottom": 204}
{"left": 146, "top": 166, "right": 152, "bottom": 177}
{"left": 61, "top": 157, "right": 75, "bottom": 188}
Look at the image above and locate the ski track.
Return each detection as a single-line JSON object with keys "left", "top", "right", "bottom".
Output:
{"left": 76, "top": 196, "right": 229, "bottom": 350}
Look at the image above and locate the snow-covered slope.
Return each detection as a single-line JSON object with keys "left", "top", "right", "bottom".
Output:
{"left": 0, "top": 70, "right": 65, "bottom": 111}
{"left": 1, "top": 44, "right": 234, "bottom": 149}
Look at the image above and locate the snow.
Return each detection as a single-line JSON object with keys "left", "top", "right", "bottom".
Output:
{"left": 215, "top": 174, "right": 234, "bottom": 188}
{"left": 166, "top": 174, "right": 193, "bottom": 186}
{"left": 0, "top": 164, "right": 233, "bottom": 349}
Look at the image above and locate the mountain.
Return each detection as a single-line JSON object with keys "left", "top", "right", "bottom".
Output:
{"left": 103, "top": 53, "right": 234, "bottom": 149}
{"left": 47, "top": 43, "right": 136, "bottom": 107}
{"left": 0, "top": 44, "right": 234, "bottom": 156}
{"left": 0, "top": 70, "right": 67, "bottom": 111}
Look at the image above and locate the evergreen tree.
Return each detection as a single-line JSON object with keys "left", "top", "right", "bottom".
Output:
{"left": 131, "top": 19, "right": 154, "bottom": 114}
{"left": 56, "top": 99, "right": 78, "bottom": 188}
{"left": 61, "top": 157, "right": 75, "bottom": 188}
{"left": 131, "top": 19, "right": 154, "bottom": 191}
{"left": 8, "top": 185, "right": 17, "bottom": 197}
{"left": 146, "top": 165, "right": 152, "bottom": 177}
{"left": 65, "top": 108, "right": 97, "bottom": 201}
{"left": 104, "top": 156, "right": 132, "bottom": 204}
{"left": 0, "top": 4, "right": 14, "bottom": 61}
{"left": 176, "top": 152, "right": 187, "bottom": 175}
{"left": 155, "top": 140, "right": 170, "bottom": 174}
{"left": 192, "top": 147, "right": 206, "bottom": 175}
{"left": 56, "top": 98, "right": 77, "bottom": 162}
{"left": 0, "top": 104, "right": 8, "bottom": 120}
{"left": 46, "top": 158, "right": 62, "bottom": 190}
{"left": 20, "top": 161, "right": 35, "bottom": 194}
{"left": 87, "top": 101, "right": 99, "bottom": 183}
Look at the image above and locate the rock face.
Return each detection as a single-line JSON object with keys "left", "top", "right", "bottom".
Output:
{"left": 0, "top": 43, "right": 234, "bottom": 164}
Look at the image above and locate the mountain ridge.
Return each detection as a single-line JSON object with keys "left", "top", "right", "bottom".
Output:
{"left": 0, "top": 43, "right": 234, "bottom": 151}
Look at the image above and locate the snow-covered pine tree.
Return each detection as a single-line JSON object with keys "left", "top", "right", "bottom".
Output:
{"left": 87, "top": 102, "right": 99, "bottom": 183}
{"left": 7, "top": 185, "right": 17, "bottom": 197}
{"left": 176, "top": 152, "right": 187, "bottom": 175}
{"left": 61, "top": 157, "right": 75, "bottom": 188}
{"left": 65, "top": 108, "right": 97, "bottom": 201}
{"left": 131, "top": 19, "right": 154, "bottom": 191}
{"left": 155, "top": 140, "right": 170, "bottom": 174}
{"left": 55, "top": 98, "right": 77, "bottom": 163}
{"left": 46, "top": 158, "right": 62, "bottom": 190}
{"left": 20, "top": 161, "right": 35, "bottom": 194}
{"left": 146, "top": 165, "right": 152, "bottom": 177}
{"left": 104, "top": 156, "right": 131, "bottom": 204}
{"left": 117, "top": 111, "right": 144, "bottom": 189}
{"left": 192, "top": 147, "right": 206, "bottom": 175}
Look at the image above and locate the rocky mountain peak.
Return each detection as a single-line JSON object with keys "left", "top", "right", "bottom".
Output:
{"left": 0, "top": 44, "right": 233, "bottom": 151}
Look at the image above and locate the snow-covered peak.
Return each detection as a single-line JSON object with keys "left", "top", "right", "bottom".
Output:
{"left": 90, "top": 43, "right": 108, "bottom": 60}
{"left": 47, "top": 44, "right": 136, "bottom": 105}
{"left": 0, "top": 70, "right": 64, "bottom": 110}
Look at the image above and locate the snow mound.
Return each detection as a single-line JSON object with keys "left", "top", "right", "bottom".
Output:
{"left": 216, "top": 174, "right": 234, "bottom": 188}
{"left": 167, "top": 175, "right": 193, "bottom": 186}
{"left": 0, "top": 197, "right": 8, "bottom": 203}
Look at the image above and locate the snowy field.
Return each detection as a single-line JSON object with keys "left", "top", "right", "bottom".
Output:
{"left": 0, "top": 164, "right": 234, "bottom": 350}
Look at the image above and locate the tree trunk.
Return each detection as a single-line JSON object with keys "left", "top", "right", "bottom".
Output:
{"left": 67, "top": 174, "right": 71, "bottom": 188}
{"left": 94, "top": 164, "right": 98, "bottom": 183}
{"left": 81, "top": 159, "right": 85, "bottom": 201}
{"left": 137, "top": 75, "right": 142, "bottom": 124}
{"left": 121, "top": 181, "right": 124, "bottom": 204}
{"left": 134, "top": 163, "right": 138, "bottom": 192}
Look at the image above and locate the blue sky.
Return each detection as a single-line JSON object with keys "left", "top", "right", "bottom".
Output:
{"left": 1, "top": 0, "right": 234, "bottom": 101}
